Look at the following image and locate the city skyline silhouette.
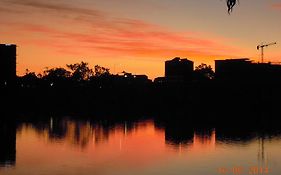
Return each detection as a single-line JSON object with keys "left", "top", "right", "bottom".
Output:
{"left": 1, "top": 1, "right": 281, "bottom": 175}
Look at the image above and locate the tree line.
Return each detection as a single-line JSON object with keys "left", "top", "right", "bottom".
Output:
{"left": 15, "top": 61, "right": 215, "bottom": 88}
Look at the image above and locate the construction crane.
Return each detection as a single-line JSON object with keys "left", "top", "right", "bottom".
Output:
{"left": 257, "top": 42, "right": 277, "bottom": 63}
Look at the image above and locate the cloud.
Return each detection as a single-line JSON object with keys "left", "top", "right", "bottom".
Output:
{"left": 2, "top": 0, "right": 104, "bottom": 18}
{"left": 271, "top": 3, "right": 281, "bottom": 10}
{"left": 1, "top": 0, "right": 244, "bottom": 63}
{"left": 11, "top": 19, "right": 241, "bottom": 59}
{"left": 0, "top": 6, "right": 25, "bottom": 14}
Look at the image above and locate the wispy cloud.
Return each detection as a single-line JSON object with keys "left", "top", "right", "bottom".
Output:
{"left": 2, "top": 0, "right": 103, "bottom": 17}
{"left": 11, "top": 19, "right": 242, "bottom": 59}
{"left": 271, "top": 3, "right": 281, "bottom": 10}
{"left": 0, "top": 0, "right": 245, "bottom": 77}
{"left": 0, "top": 6, "right": 25, "bottom": 14}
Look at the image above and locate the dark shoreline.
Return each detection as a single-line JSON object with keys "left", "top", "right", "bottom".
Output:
{"left": 2, "top": 81, "right": 281, "bottom": 125}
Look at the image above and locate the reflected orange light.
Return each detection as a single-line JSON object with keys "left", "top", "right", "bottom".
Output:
{"left": 193, "top": 130, "right": 216, "bottom": 151}
{"left": 16, "top": 120, "right": 170, "bottom": 169}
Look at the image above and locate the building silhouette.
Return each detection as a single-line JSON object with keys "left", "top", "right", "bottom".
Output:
{"left": 165, "top": 57, "right": 194, "bottom": 81}
{"left": 215, "top": 58, "right": 281, "bottom": 83}
{"left": 0, "top": 44, "right": 17, "bottom": 86}
{"left": 215, "top": 58, "right": 251, "bottom": 81}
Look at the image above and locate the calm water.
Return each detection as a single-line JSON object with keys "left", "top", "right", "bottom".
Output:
{"left": 1, "top": 117, "right": 281, "bottom": 175}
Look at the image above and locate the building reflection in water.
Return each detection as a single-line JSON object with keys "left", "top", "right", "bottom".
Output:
{"left": 15, "top": 117, "right": 273, "bottom": 153}
{"left": 1, "top": 116, "right": 280, "bottom": 171}
{"left": 165, "top": 125, "right": 216, "bottom": 152}
{"left": 48, "top": 118, "right": 94, "bottom": 148}
{"left": 17, "top": 117, "right": 155, "bottom": 150}
{"left": 0, "top": 122, "right": 16, "bottom": 167}
{"left": 193, "top": 130, "right": 216, "bottom": 150}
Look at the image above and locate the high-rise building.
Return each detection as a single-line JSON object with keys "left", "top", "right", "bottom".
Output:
{"left": 215, "top": 58, "right": 251, "bottom": 80}
{"left": 165, "top": 57, "right": 194, "bottom": 81}
{"left": 0, "top": 44, "right": 17, "bottom": 85}
{"left": 215, "top": 58, "right": 281, "bottom": 82}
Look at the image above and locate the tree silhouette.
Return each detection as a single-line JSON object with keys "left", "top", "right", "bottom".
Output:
{"left": 43, "top": 68, "right": 71, "bottom": 87}
{"left": 43, "top": 68, "right": 71, "bottom": 79}
{"left": 20, "top": 71, "right": 40, "bottom": 88}
{"left": 94, "top": 65, "right": 110, "bottom": 77}
{"left": 66, "top": 62, "right": 94, "bottom": 81}
{"left": 194, "top": 64, "right": 215, "bottom": 81}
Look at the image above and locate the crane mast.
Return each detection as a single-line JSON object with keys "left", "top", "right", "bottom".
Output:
{"left": 257, "top": 42, "right": 277, "bottom": 63}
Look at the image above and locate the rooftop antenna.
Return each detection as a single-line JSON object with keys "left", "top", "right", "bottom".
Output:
{"left": 257, "top": 42, "right": 277, "bottom": 63}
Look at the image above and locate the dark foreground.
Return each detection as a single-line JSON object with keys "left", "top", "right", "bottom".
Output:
{"left": 1, "top": 81, "right": 281, "bottom": 124}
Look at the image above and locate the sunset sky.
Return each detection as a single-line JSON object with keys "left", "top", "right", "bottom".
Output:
{"left": 1, "top": 0, "right": 281, "bottom": 79}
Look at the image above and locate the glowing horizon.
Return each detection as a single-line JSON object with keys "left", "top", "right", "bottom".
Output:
{"left": 1, "top": 0, "right": 281, "bottom": 79}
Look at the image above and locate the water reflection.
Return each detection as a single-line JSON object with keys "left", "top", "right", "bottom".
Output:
{"left": 1, "top": 117, "right": 281, "bottom": 175}
{"left": 17, "top": 118, "right": 161, "bottom": 150}
{"left": 0, "top": 122, "right": 16, "bottom": 167}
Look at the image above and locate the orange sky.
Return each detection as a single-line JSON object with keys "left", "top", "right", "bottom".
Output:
{"left": 1, "top": 0, "right": 281, "bottom": 79}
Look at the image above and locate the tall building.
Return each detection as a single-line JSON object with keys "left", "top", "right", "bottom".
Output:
{"left": 215, "top": 58, "right": 281, "bottom": 82}
{"left": 165, "top": 57, "right": 194, "bottom": 81}
{"left": 215, "top": 58, "right": 251, "bottom": 80}
{"left": 0, "top": 44, "right": 17, "bottom": 85}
